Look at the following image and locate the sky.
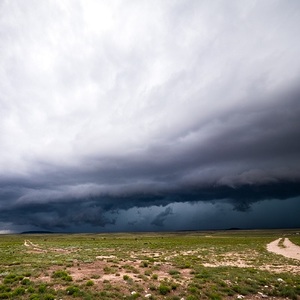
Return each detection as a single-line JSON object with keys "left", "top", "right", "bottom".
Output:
{"left": 0, "top": 0, "right": 300, "bottom": 233}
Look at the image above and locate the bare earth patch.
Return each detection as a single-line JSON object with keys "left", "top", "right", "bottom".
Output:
{"left": 24, "top": 240, "right": 47, "bottom": 253}
{"left": 24, "top": 239, "right": 77, "bottom": 254}
{"left": 66, "top": 258, "right": 192, "bottom": 284}
{"left": 202, "top": 250, "right": 256, "bottom": 268}
{"left": 267, "top": 238, "right": 300, "bottom": 260}
{"left": 200, "top": 244, "right": 300, "bottom": 274}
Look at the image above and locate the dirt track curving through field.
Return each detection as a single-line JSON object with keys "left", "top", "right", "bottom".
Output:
{"left": 24, "top": 239, "right": 47, "bottom": 252}
{"left": 267, "top": 238, "right": 300, "bottom": 260}
{"left": 24, "top": 239, "right": 76, "bottom": 254}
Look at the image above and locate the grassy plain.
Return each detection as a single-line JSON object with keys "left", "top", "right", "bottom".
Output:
{"left": 0, "top": 229, "right": 300, "bottom": 299}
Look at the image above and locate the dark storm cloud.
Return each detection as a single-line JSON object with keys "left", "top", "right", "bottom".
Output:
{"left": 151, "top": 207, "right": 173, "bottom": 227}
{"left": 0, "top": 1, "right": 300, "bottom": 232}
{"left": 0, "top": 197, "right": 116, "bottom": 230}
{"left": 1, "top": 85, "right": 300, "bottom": 230}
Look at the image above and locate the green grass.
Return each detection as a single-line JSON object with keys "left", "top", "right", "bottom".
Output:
{"left": 158, "top": 283, "right": 171, "bottom": 295}
{"left": 51, "top": 269, "right": 72, "bottom": 281}
{"left": 0, "top": 229, "right": 299, "bottom": 299}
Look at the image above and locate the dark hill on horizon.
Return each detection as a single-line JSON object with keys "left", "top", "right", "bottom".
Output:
{"left": 20, "top": 230, "right": 54, "bottom": 234}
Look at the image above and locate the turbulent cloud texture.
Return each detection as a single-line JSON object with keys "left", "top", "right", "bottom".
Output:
{"left": 0, "top": 0, "right": 300, "bottom": 232}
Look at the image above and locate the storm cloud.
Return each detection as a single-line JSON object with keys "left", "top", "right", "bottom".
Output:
{"left": 0, "top": 0, "right": 300, "bottom": 232}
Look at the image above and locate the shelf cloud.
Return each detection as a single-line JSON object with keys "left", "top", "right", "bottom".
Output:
{"left": 0, "top": 0, "right": 300, "bottom": 232}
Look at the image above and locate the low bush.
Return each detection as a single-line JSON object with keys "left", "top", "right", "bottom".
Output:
{"left": 158, "top": 284, "right": 170, "bottom": 295}
{"left": 52, "top": 270, "right": 72, "bottom": 282}
{"left": 86, "top": 280, "right": 94, "bottom": 286}
{"left": 66, "top": 285, "right": 81, "bottom": 296}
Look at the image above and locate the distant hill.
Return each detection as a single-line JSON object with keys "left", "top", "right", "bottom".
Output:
{"left": 226, "top": 227, "right": 241, "bottom": 231}
{"left": 20, "top": 231, "right": 54, "bottom": 234}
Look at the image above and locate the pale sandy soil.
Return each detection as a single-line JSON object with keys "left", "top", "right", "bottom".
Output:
{"left": 24, "top": 237, "right": 300, "bottom": 291}
{"left": 24, "top": 239, "right": 47, "bottom": 253}
{"left": 267, "top": 238, "right": 300, "bottom": 260}
{"left": 200, "top": 241, "right": 300, "bottom": 274}
{"left": 24, "top": 239, "right": 76, "bottom": 253}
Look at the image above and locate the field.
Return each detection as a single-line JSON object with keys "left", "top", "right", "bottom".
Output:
{"left": 0, "top": 229, "right": 300, "bottom": 300}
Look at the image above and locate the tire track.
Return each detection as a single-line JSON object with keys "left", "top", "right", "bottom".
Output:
{"left": 267, "top": 238, "right": 300, "bottom": 260}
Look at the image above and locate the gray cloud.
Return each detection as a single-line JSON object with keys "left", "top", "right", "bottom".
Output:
{"left": 151, "top": 207, "right": 173, "bottom": 227}
{"left": 0, "top": 1, "right": 300, "bottom": 232}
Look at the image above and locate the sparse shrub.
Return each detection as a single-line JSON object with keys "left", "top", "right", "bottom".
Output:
{"left": 38, "top": 284, "right": 47, "bottom": 293}
{"left": 232, "top": 285, "right": 249, "bottom": 295}
{"left": 158, "top": 284, "right": 170, "bottom": 295}
{"left": 3, "top": 274, "right": 18, "bottom": 284}
{"left": 152, "top": 265, "right": 160, "bottom": 271}
{"left": 189, "top": 286, "right": 197, "bottom": 293}
{"left": 277, "top": 285, "right": 298, "bottom": 299}
{"left": 186, "top": 295, "right": 197, "bottom": 300}
{"left": 141, "top": 261, "right": 148, "bottom": 268}
{"left": 0, "top": 292, "right": 11, "bottom": 299}
{"left": 43, "top": 294, "right": 55, "bottom": 300}
{"left": 171, "top": 282, "right": 178, "bottom": 290}
{"left": 130, "top": 292, "right": 140, "bottom": 299}
{"left": 103, "top": 266, "right": 112, "bottom": 274}
{"left": 66, "top": 285, "right": 81, "bottom": 296}
{"left": 205, "top": 291, "right": 222, "bottom": 300}
{"left": 22, "top": 278, "right": 31, "bottom": 285}
{"left": 0, "top": 286, "right": 10, "bottom": 293}
{"left": 27, "top": 286, "right": 35, "bottom": 293}
{"left": 180, "top": 263, "right": 191, "bottom": 269}
{"left": 152, "top": 274, "right": 158, "bottom": 280}
{"left": 52, "top": 270, "right": 67, "bottom": 278}
{"left": 65, "top": 275, "right": 73, "bottom": 281}
{"left": 52, "top": 270, "right": 72, "bottom": 281}
{"left": 12, "top": 287, "right": 25, "bottom": 296}
{"left": 123, "top": 275, "right": 130, "bottom": 280}
{"left": 86, "top": 280, "right": 94, "bottom": 286}
{"left": 137, "top": 274, "right": 148, "bottom": 281}
{"left": 29, "top": 294, "right": 40, "bottom": 300}
{"left": 123, "top": 264, "right": 132, "bottom": 270}
{"left": 168, "top": 270, "right": 180, "bottom": 276}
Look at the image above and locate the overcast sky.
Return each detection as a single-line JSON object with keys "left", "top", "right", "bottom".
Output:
{"left": 1, "top": 0, "right": 300, "bottom": 233}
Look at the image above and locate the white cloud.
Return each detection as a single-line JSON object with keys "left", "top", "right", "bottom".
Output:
{"left": 0, "top": 0, "right": 300, "bottom": 180}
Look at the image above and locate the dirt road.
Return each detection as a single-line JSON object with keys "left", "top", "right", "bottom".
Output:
{"left": 267, "top": 238, "right": 300, "bottom": 260}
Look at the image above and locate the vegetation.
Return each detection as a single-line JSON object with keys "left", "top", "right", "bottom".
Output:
{"left": 0, "top": 229, "right": 299, "bottom": 299}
